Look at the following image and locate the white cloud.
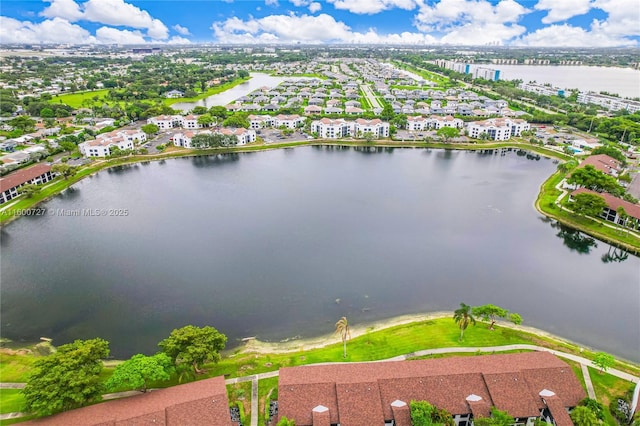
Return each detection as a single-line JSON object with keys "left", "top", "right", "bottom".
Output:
{"left": 173, "top": 24, "right": 190, "bottom": 35}
{"left": 592, "top": 0, "right": 640, "bottom": 36}
{"left": 516, "top": 23, "right": 636, "bottom": 46}
{"left": 327, "top": 0, "right": 419, "bottom": 14}
{"left": 0, "top": 16, "right": 97, "bottom": 44}
{"left": 167, "top": 36, "right": 191, "bottom": 44}
{"left": 309, "top": 2, "right": 322, "bottom": 13}
{"left": 290, "top": 0, "right": 310, "bottom": 5}
{"left": 265, "top": 0, "right": 280, "bottom": 6}
{"left": 414, "top": 0, "right": 529, "bottom": 44}
{"left": 83, "top": 0, "right": 169, "bottom": 39}
{"left": 211, "top": 13, "right": 437, "bottom": 44}
{"left": 533, "top": 0, "right": 593, "bottom": 24}
{"left": 95, "top": 26, "right": 146, "bottom": 44}
{"left": 41, "top": 0, "right": 83, "bottom": 21}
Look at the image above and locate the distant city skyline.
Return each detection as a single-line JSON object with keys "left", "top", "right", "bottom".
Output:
{"left": 0, "top": 0, "right": 638, "bottom": 47}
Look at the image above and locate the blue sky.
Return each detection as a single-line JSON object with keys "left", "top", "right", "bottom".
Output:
{"left": 0, "top": 0, "right": 638, "bottom": 46}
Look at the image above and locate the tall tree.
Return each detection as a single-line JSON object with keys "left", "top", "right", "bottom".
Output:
{"left": 335, "top": 316, "right": 351, "bottom": 358}
{"left": 22, "top": 338, "right": 109, "bottom": 416}
{"left": 453, "top": 303, "right": 476, "bottom": 341}
{"left": 572, "top": 193, "right": 607, "bottom": 217}
{"left": 436, "top": 127, "right": 459, "bottom": 143}
{"left": 570, "top": 406, "right": 600, "bottom": 426}
{"left": 472, "top": 304, "right": 510, "bottom": 330}
{"left": 52, "top": 163, "right": 78, "bottom": 180}
{"left": 141, "top": 123, "right": 159, "bottom": 137}
{"left": 592, "top": 352, "right": 615, "bottom": 374}
{"left": 105, "top": 353, "right": 174, "bottom": 393}
{"left": 158, "top": 325, "right": 227, "bottom": 374}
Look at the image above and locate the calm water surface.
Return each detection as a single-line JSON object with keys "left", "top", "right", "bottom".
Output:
{"left": 471, "top": 65, "right": 640, "bottom": 98}
{"left": 1, "top": 148, "right": 638, "bottom": 360}
{"left": 171, "top": 73, "right": 306, "bottom": 112}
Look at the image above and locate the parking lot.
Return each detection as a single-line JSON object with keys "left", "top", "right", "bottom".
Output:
{"left": 258, "top": 128, "right": 310, "bottom": 144}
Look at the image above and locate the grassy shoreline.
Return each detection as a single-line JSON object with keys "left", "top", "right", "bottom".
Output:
{"left": 2, "top": 139, "right": 638, "bottom": 253}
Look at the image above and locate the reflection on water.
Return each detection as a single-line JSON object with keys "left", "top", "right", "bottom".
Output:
{"left": 191, "top": 153, "right": 240, "bottom": 168}
{"left": 553, "top": 222, "right": 598, "bottom": 254}
{"left": 601, "top": 245, "right": 630, "bottom": 263}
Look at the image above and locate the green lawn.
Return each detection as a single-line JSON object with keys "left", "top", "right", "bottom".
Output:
{"left": 49, "top": 89, "right": 111, "bottom": 109}
{"left": 0, "top": 389, "right": 25, "bottom": 414}
{"left": 0, "top": 353, "right": 36, "bottom": 383}
{"left": 258, "top": 377, "right": 278, "bottom": 425}
{"left": 588, "top": 367, "right": 635, "bottom": 425}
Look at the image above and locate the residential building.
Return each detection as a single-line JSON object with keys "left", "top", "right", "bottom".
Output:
{"left": 311, "top": 118, "right": 353, "bottom": 139}
{"left": 570, "top": 188, "right": 640, "bottom": 230}
{"left": 466, "top": 118, "right": 530, "bottom": 141}
{"left": 78, "top": 130, "right": 146, "bottom": 157}
{"left": 355, "top": 118, "right": 390, "bottom": 138}
{"left": 277, "top": 352, "right": 584, "bottom": 426}
{"left": 519, "top": 82, "right": 565, "bottom": 97}
{"left": 577, "top": 92, "right": 640, "bottom": 113}
{"left": 172, "top": 128, "right": 256, "bottom": 148}
{"left": 180, "top": 114, "right": 201, "bottom": 129}
{"left": 275, "top": 114, "right": 305, "bottom": 129}
{"left": 0, "top": 163, "right": 55, "bottom": 204}
{"left": 578, "top": 154, "right": 622, "bottom": 176}
{"left": 164, "top": 89, "right": 184, "bottom": 98}
{"left": 248, "top": 114, "right": 276, "bottom": 129}
{"left": 148, "top": 115, "right": 182, "bottom": 130}
{"left": 21, "top": 376, "right": 234, "bottom": 426}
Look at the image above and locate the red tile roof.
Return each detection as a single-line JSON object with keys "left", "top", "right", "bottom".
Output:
{"left": 23, "top": 376, "right": 233, "bottom": 426}
{"left": 278, "top": 352, "right": 584, "bottom": 426}
{"left": 0, "top": 163, "right": 52, "bottom": 192}
{"left": 579, "top": 154, "right": 621, "bottom": 174}
{"left": 571, "top": 188, "right": 640, "bottom": 220}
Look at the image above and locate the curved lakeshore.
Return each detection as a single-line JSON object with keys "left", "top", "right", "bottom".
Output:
{"left": 2, "top": 143, "right": 639, "bottom": 363}
{"left": 1, "top": 140, "right": 638, "bottom": 254}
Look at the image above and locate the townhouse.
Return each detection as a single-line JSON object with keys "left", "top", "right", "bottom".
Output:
{"left": 147, "top": 115, "right": 182, "bottom": 130}
{"left": 277, "top": 352, "right": 584, "bottom": 426}
{"left": 466, "top": 118, "right": 530, "bottom": 141}
{"left": 172, "top": 128, "right": 256, "bottom": 148}
{"left": 0, "top": 163, "right": 56, "bottom": 204}
{"left": 79, "top": 130, "right": 146, "bottom": 157}
{"left": 311, "top": 118, "right": 390, "bottom": 139}
{"left": 406, "top": 115, "right": 464, "bottom": 131}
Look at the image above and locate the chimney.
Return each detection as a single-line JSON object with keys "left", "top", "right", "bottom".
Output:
{"left": 391, "top": 400, "right": 412, "bottom": 426}
{"left": 312, "top": 405, "right": 330, "bottom": 426}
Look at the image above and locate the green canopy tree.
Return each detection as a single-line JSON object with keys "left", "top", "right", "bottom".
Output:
{"left": 474, "top": 408, "right": 515, "bottom": 426}
{"left": 472, "top": 304, "right": 522, "bottom": 330}
{"left": 453, "top": 303, "right": 476, "bottom": 341}
{"left": 570, "top": 406, "right": 601, "bottom": 426}
{"left": 335, "top": 316, "right": 351, "bottom": 358}
{"left": 592, "top": 352, "right": 615, "bottom": 374}
{"left": 222, "top": 112, "right": 249, "bottom": 128}
{"left": 141, "top": 123, "right": 159, "bottom": 137}
{"left": 52, "top": 163, "right": 78, "bottom": 180}
{"left": 22, "top": 338, "right": 109, "bottom": 416}
{"left": 437, "top": 126, "right": 459, "bottom": 143}
{"left": 572, "top": 193, "right": 607, "bottom": 217}
{"left": 410, "top": 400, "right": 454, "bottom": 426}
{"left": 105, "top": 353, "right": 174, "bottom": 393}
{"left": 19, "top": 183, "right": 41, "bottom": 198}
{"left": 158, "top": 325, "right": 227, "bottom": 374}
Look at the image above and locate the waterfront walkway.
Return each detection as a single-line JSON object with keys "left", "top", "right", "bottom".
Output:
{"left": 1, "top": 344, "right": 637, "bottom": 424}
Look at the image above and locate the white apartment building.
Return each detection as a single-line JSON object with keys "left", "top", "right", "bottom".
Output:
{"left": 407, "top": 115, "right": 464, "bottom": 131}
{"left": 275, "top": 114, "right": 305, "bottom": 129}
{"left": 355, "top": 118, "right": 390, "bottom": 138}
{"left": 79, "top": 130, "right": 146, "bottom": 157}
{"left": 248, "top": 115, "right": 276, "bottom": 129}
{"left": 577, "top": 92, "right": 640, "bottom": 113}
{"left": 172, "top": 128, "right": 256, "bottom": 148}
{"left": 466, "top": 118, "right": 530, "bottom": 141}
{"left": 147, "top": 115, "right": 182, "bottom": 130}
{"left": 311, "top": 118, "right": 353, "bottom": 139}
{"left": 181, "top": 114, "right": 201, "bottom": 129}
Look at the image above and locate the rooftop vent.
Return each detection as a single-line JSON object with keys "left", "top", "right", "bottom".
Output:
{"left": 466, "top": 394, "right": 483, "bottom": 402}
{"left": 539, "top": 389, "right": 556, "bottom": 397}
{"left": 391, "top": 400, "right": 407, "bottom": 408}
{"left": 313, "top": 405, "right": 329, "bottom": 413}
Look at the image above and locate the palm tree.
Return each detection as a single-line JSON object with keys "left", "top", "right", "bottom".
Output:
{"left": 335, "top": 316, "right": 351, "bottom": 358}
{"left": 453, "top": 303, "right": 476, "bottom": 342}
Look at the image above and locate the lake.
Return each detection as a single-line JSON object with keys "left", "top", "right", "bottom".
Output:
{"left": 171, "top": 73, "right": 307, "bottom": 112}
{"left": 470, "top": 64, "right": 640, "bottom": 99}
{"left": 1, "top": 147, "right": 638, "bottom": 361}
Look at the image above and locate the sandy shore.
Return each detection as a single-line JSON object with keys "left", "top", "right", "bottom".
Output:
{"left": 236, "top": 311, "right": 582, "bottom": 355}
